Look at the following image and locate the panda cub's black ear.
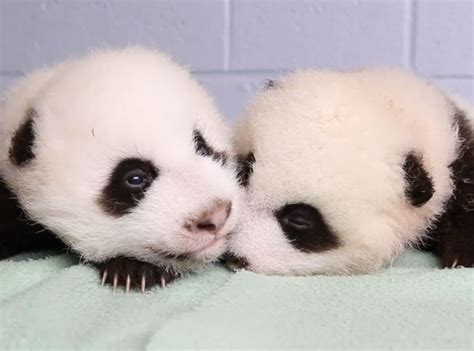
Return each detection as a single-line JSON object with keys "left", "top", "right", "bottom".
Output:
{"left": 236, "top": 152, "right": 255, "bottom": 187}
{"left": 263, "top": 79, "right": 279, "bottom": 91}
{"left": 403, "top": 152, "right": 434, "bottom": 207}
{"left": 9, "top": 108, "right": 38, "bottom": 166}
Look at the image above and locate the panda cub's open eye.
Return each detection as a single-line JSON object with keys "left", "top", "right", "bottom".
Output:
{"left": 123, "top": 169, "right": 150, "bottom": 189}
{"left": 99, "top": 158, "right": 159, "bottom": 216}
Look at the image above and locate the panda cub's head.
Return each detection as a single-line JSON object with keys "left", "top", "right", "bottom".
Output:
{"left": 226, "top": 68, "right": 459, "bottom": 275}
{"left": 0, "top": 48, "right": 240, "bottom": 272}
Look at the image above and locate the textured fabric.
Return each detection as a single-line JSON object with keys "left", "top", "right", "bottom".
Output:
{"left": 0, "top": 251, "right": 472, "bottom": 349}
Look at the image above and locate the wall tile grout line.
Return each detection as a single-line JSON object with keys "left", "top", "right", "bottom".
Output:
{"left": 2, "top": 71, "right": 472, "bottom": 80}
{"left": 428, "top": 74, "right": 474, "bottom": 79}
{"left": 223, "top": 0, "right": 231, "bottom": 71}
{"left": 0, "top": 71, "right": 24, "bottom": 76}
{"left": 404, "top": 0, "right": 415, "bottom": 69}
{"left": 410, "top": 0, "right": 418, "bottom": 71}
{"left": 192, "top": 69, "right": 288, "bottom": 75}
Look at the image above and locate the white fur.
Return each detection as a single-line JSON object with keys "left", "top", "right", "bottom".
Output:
{"left": 228, "top": 68, "right": 472, "bottom": 275}
{"left": 0, "top": 48, "right": 241, "bottom": 272}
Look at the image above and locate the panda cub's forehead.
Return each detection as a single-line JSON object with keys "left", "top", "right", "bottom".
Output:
{"left": 237, "top": 68, "right": 451, "bottom": 195}
{"left": 32, "top": 51, "right": 226, "bottom": 158}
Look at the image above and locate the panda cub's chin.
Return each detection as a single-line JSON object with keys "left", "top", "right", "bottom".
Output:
{"left": 227, "top": 68, "right": 474, "bottom": 276}
{"left": 0, "top": 47, "right": 240, "bottom": 291}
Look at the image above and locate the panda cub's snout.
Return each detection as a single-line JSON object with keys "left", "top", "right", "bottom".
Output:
{"left": 185, "top": 200, "right": 232, "bottom": 236}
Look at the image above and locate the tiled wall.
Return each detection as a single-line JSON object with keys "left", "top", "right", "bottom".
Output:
{"left": 1, "top": 0, "right": 473, "bottom": 119}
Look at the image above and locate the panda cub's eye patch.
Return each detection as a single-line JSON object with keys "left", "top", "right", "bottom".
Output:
{"left": 99, "top": 158, "right": 158, "bottom": 216}
{"left": 403, "top": 152, "right": 434, "bottom": 207}
{"left": 9, "top": 108, "right": 38, "bottom": 167}
{"left": 193, "top": 129, "right": 227, "bottom": 165}
{"left": 275, "top": 203, "right": 339, "bottom": 253}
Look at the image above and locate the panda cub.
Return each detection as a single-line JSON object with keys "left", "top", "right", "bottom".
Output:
{"left": 226, "top": 68, "right": 473, "bottom": 275}
{"left": 0, "top": 48, "right": 240, "bottom": 291}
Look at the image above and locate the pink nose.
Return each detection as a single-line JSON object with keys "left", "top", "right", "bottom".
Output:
{"left": 188, "top": 201, "right": 232, "bottom": 235}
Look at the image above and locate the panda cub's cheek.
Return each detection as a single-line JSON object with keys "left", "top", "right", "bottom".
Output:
{"left": 275, "top": 203, "right": 340, "bottom": 253}
{"left": 98, "top": 158, "right": 159, "bottom": 217}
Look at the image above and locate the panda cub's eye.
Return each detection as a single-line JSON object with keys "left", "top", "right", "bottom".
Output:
{"left": 99, "top": 158, "right": 159, "bottom": 216}
{"left": 275, "top": 203, "right": 339, "bottom": 253}
{"left": 123, "top": 169, "right": 150, "bottom": 189}
{"left": 193, "top": 129, "right": 228, "bottom": 165}
{"left": 193, "top": 129, "right": 213, "bottom": 157}
{"left": 281, "top": 213, "right": 313, "bottom": 230}
{"left": 276, "top": 204, "right": 317, "bottom": 232}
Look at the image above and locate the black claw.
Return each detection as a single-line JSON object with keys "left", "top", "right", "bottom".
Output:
{"left": 96, "top": 257, "right": 179, "bottom": 291}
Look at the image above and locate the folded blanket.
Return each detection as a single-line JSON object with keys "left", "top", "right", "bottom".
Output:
{"left": 0, "top": 250, "right": 472, "bottom": 350}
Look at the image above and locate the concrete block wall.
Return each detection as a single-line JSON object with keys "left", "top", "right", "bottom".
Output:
{"left": 1, "top": 0, "right": 473, "bottom": 119}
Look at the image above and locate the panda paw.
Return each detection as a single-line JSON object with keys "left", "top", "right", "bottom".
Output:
{"left": 97, "top": 257, "right": 179, "bottom": 292}
{"left": 221, "top": 252, "right": 249, "bottom": 271}
{"left": 440, "top": 232, "right": 474, "bottom": 269}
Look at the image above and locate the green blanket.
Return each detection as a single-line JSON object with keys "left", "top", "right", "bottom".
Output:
{"left": 0, "top": 250, "right": 472, "bottom": 350}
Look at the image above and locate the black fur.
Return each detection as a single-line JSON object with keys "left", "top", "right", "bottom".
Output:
{"left": 424, "top": 107, "right": 474, "bottom": 267}
{"left": 0, "top": 176, "right": 65, "bottom": 259}
{"left": 236, "top": 152, "right": 255, "bottom": 187}
{"left": 162, "top": 252, "right": 191, "bottom": 261}
{"left": 97, "top": 257, "right": 179, "bottom": 290}
{"left": 275, "top": 203, "right": 339, "bottom": 253}
{"left": 9, "top": 108, "right": 38, "bottom": 166}
{"left": 193, "top": 129, "right": 228, "bottom": 166}
{"left": 403, "top": 152, "right": 434, "bottom": 207}
{"left": 98, "top": 158, "right": 158, "bottom": 216}
{"left": 263, "top": 79, "right": 278, "bottom": 90}
{"left": 221, "top": 252, "right": 249, "bottom": 271}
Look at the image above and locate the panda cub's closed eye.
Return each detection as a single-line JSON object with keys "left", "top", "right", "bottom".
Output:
{"left": 275, "top": 203, "right": 339, "bottom": 253}
{"left": 193, "top": 129, "right": 227, "bottom": 165}
{"left": 99, "top": 158, "right": 158, "bottom": 216}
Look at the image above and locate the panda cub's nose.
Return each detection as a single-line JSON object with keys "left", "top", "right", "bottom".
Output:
{"left": 188, "top": 201, "right": 232, "bottom": 235}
